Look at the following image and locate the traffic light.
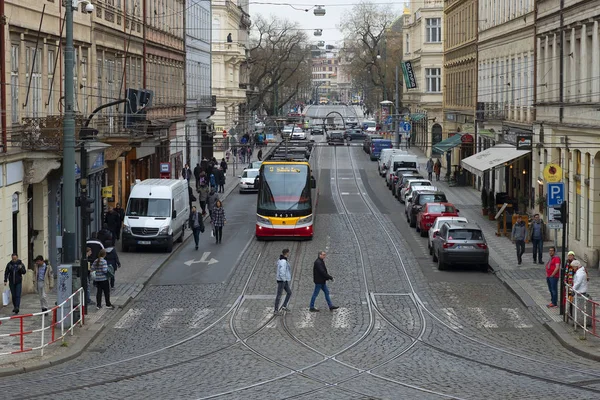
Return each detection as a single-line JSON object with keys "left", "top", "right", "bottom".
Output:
{"left": 554, "top": 202, "right": 567, "bottom": 223}
{"left": 78, "top": 196, "right": 95, "bottom": 222}
{"left": 125, "top": 88, "right": 154, "bottom": 128}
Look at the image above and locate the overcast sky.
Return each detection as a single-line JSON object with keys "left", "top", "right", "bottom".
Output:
{"left": 249, "top": 0, "right": 402, "bottom": 46}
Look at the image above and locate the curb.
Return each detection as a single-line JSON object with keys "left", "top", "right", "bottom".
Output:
{"left": 544, "top": 321, "right": 600, "bottom": 362}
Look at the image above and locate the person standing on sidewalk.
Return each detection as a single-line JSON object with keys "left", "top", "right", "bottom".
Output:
{"left": 189, "top": 206, "right": 205, "bottom": 250}
{"left": 545, "top": 247, "right": 561, "bottom": 308}
{"left": 426, "top": 158, "right": 434, "bottom": 181}
{"left": 33, "top": 256, "right": 53, "bottom": 312}
{"left": 511, "top": 215, "right": 527, "bottom": 265}
{"left": 91, "top": 249, "right": 114, "bottom": 310}
{"left": 211, "top": 200, "right": 226, "bottom": 244}
{"left": 434, "top": 159, "right": 442, "bottom": 181}
{"left": 4, "top": 254, "right": 26, "bottom": 314}
{"left": 274, "top": 248, "right": 292, "bottom": 313}
{"left": 309, "top": 251, "right": 339, "bottom": 312}
{"left": 572, "top": 260, "right": 588, "bottom": 297}
{"left": 85, "top": 247, "right": 95, "bottom": 306}
{"left": 527, "top": 214, "right": 546, "bottom": 264}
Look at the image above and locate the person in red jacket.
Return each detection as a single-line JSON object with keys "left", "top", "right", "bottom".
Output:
{"left": 545, "top": 247, "right": 561, "bottom": 308}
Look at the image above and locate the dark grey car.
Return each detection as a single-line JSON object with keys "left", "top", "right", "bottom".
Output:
{"left": 431, "top": 222, "right": 489, "bottom": 271}
{"left": 344, "top": 128, "right": 366, "bottom": 141}
{"left": 406, "top": 190, "right": 448, "bottom": 227}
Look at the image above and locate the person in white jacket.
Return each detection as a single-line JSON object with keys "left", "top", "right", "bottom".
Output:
{"left": 572, "top": 260, "right": 588, "bottom": 296}
{"left": 274, "top": 249, "right": 292, "bottom": 313}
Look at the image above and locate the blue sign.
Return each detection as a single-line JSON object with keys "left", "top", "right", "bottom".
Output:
{"left": 385, "top": 116, "right": 393, "bottom": 124}
{"left": 547, "top": 182, "right": 565, "bottom": 206}
{"left": 401, "top": 122, "right": 412, "bottom": 132}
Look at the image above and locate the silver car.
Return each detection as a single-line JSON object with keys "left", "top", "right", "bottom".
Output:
{"left": 431, "top": 222, "right": 489, "bottom": 271}
{"left": 427, "top": 217, "right": 468, "bottom": 254}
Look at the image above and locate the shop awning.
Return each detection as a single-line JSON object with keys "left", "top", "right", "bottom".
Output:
{"left": 432, "top": 134, "right": 463, "bottom": 154}
{"left": 460, "top": 143, "right": 530, "bottom": 176}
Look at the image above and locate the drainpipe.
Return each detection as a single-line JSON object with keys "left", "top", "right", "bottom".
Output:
{"left": 0, "top": 0, "right": 7, "bottom": 152}
{"left": 558, "top": 0, "right": 564, "bottom": 123}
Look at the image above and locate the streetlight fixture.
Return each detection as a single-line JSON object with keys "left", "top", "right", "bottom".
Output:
{"left": 314, "top": 5, "right": 326, "bottom": 16}
{"left": 314, "top": 29, "right": 323, "bottom": 36}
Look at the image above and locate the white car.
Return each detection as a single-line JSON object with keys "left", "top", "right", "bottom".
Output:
{"left": 239, "top": 168, "right": 260, "bottom": 193}
{"left": 291, "top": 130, "right": 307, "bottom": 140}
{"left": 282, "top": 125, "right": 295, "bottom": 138}
{"left": 427, "top": 217, "right": 469, "bottom": 254}
{"left": 400, "top": 179, "right": 433, "bottom": 203}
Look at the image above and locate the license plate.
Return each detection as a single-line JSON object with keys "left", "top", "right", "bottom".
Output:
{"left": 456, "top": 245, "right": 470, "bottom": 249}
{"left": 137, "top": 241, "right": 151, "bottom": 245}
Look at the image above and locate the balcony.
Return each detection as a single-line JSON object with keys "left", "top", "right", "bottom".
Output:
{"left": 476, "top": 102, "right": 507, "bottom": 121}
{"left": 13, "top": 116, "right": 85, "bottom": 152}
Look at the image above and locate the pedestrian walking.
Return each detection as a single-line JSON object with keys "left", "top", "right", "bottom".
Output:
{"left": 105, "top": 207, "right": 121, "bottom": 244}
{"left": 274, "top": 248, "right": 293, "bottom": 313}
{"left": 91, "top": 249, "right": 114, "bottom": 310}
{"left": 4, "top": 254, "right": 26, "bottom": 314}
{"left": 207, "top": 188, "right": 219, "bottom": 220}
{"left": 309, "top": 251, "right": 339, "bottom": 312}
{"left": 114, "top": 203, "right": 125, "bottom": 230}
{"left": 545, "top": 247, "right": 561, "bottom": 308}
{"left": 194, "top": 163, "right": 201, "bottom": 184}
{"left": 426, "top": 158, "right": 434, "bottom": 181}
{"left": 211, "top": 200, "right": 226, "bottom": 244}
{"left": 406, "top": 132, "right": 411, "bottom": 148}
{"left": 198, "top": 185, "right": 209, "bottom": 215}
{"left": 33, "top": 255, "right": 53, "bottom": 312}
{"left": 220, "top": 158, "right": 228, "bottom": 176}
{"left": 84, "top": 247, "right": 95, "bottom": 306}
{"left": 217, "top": 167, "right": 226, "bottom": 193}
{"left": 434, "top": 159, "right": 442, "bottom": 181}
{"left": 189, "top": 206, "right": 205, "bottom": 250}
{"left": 257, "top": 148, "right": 263, "bottom": 161}
{"left": 527, "top": 214, "right": 546, "bottom": 264}
{"left": 104, "top": 244, "right": 121, "bottom": 289}
{"left": 209, "top": 171, "right": 217, "bottom": 191}
{"left": 182, "top": 163, "right": 192, "bottom": 181}
{"left": 511, "top": 215, "right": 527, "bottom": 265}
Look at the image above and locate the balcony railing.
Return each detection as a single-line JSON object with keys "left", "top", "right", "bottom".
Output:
{"left": 14, "top": 116, "right": 85, "bottom": 151}
{"left": 476, "top": 102, "right": 507, "bottom": 121}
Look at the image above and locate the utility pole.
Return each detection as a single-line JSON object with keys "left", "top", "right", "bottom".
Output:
{"left": 395, "top": 65, "right": 400, "bottom": 149}
{"left": 62, "top": 0, "right": 76, "bottom": 263}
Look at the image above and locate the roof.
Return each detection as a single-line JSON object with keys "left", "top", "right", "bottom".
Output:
{"left": 443, "top": 222, "right": 482, "bottom": 230}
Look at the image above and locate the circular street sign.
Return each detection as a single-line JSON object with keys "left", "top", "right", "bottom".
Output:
{"left": 543, "top": 163, "right": 562, "bottom": 183}
{"left": 401, "top": 122, "right": 411, "bottom": 132}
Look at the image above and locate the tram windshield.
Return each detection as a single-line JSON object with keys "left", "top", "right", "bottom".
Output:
{"left": 258, "top": 164, "right": 311, "bottom": 212}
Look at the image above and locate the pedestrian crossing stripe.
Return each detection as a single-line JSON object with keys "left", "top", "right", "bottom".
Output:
{"left": 112, "top": 306, "right": 534, "bottom": 330}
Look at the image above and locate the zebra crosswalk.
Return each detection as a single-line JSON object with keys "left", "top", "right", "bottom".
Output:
{"left": 111, "top": 306, "right": 534, "bottom": 331}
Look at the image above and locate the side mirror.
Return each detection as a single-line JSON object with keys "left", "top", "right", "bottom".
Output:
{"left": 311, "top": 176, "right": 317, "bottom": 189}
{"left": 172, "top": 210, "right": 177, "bottom": 219}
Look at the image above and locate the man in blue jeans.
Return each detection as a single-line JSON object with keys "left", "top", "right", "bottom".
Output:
{"left": 527, "top": 213, "right": 546, "bottom": 264}
{"left": 309, "top": 251, "right": 339, "bottom": 312}
{"left": 4, "top": 253, "right": 27, "bottom": 314}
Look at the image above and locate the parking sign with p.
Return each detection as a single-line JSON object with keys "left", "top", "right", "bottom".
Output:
{"left": 547, "top": 183, "right": 565, "bottom": 207}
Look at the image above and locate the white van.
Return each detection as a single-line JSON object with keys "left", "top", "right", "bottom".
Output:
{"left": 121, "top": 179, "right": 190, "bottom": 253}
{"left": 385, "top": 154, "right": 419, "bottom": 187}
{"left": 378, "top": 149, "right": 407, "bottom": 176}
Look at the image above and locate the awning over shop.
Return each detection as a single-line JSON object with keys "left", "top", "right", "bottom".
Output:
{"left": 460, "top": 143, "right": 530, "bottom": 176}
{"left": 432, "top": 134, "right": 463, "bottom": 154}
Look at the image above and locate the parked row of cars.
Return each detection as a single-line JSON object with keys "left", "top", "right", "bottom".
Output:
{"left": 372, "top": 149, "right": 489, "bottom": 272}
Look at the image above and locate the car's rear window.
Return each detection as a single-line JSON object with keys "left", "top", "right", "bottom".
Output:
{"left": 419, "top": 194, "right": 447, "bottom": 204}
{"left": 448, "top": 229, "right": 483, "bottom": 240}
{"left": 428, "top": 205, "right": 456, "bottom": 213}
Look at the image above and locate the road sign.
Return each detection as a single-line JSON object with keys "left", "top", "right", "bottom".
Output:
{"left": 385, "top": 116, "right": 392, "bottom": 124}
{"left": 401, "top": 122, "right": 411, "bottom": 132}
{"left": 547, "top": 206, "right": 563, "bottom": 229}
{"left": 547, "top": 182, "right": 565, "bottom": 206}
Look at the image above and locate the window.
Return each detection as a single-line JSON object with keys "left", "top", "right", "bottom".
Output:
{"left": 97, "top": 58, "right": 103, "bottom": 108}
{"left": 26, "top": 46, "right": 42, "bottom": 117}
{"left": 405, "top": 33, "right": 410, "bottom": 53}
{"left": 426, "top": 18, "right": 441, "bottom": 43}
{"left": 47, "top": 49, "right": 55, "bottom": 115}
{"left": 81, "top": 56, "right": 88, "bottom": 115}
{"left": 425, "top": 68, "right": 441, "bottom": 92}
{"left": 10, "top": 44, "right": 19, "bottom": 124}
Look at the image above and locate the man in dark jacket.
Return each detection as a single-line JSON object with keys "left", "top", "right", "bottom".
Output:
{"left": 217, "top": 167, "right": 226, "bottom": 193}
{"left": 4, "top": 253, "right": 26, "bottom": 314}
{"left": 105, "top": 207, "right": 121, "bottom": 243}
{"left": 114, "top": 203, "right": 125, "bottom": 226}
{"left": 98, "top": 223, "right": 114, "bottom": 247}
{"left": 194, "top": 163, "right": 201, "bottom": 183}
{"left": 189, "top": 206, "right": 205, "bottom": 250}
{"left": 104, "top": 245, "right": 121, "bottom": 289}
{"left": 309, "top": 251, "right": 339, "bottom": 312}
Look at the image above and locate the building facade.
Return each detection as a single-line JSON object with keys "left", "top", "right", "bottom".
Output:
{"left": 186, "top": 0, "right": 215, "bottom": 165}
{"left": 402, "top": 0, "right": 444, "bottom": 157}
{"left": 211, "top": 0, "right": 250, "bottom": 158}
{"left": 311, "top": 45, "right": 339, "bottom": 101}
{"left": 533, "top": 0, "right": 600, "bottom": 267}
{"left": 442, "top": 0, "right": 478, "bottom": 174}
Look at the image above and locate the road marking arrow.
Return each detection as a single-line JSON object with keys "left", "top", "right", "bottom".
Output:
{"left": 184, "top": 251, "right": 219, "bottom": 266}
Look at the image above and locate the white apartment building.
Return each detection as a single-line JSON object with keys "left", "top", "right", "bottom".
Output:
{"left": 461, "top": 0, "right": 535, "bottom": 196}
{"left": 211, "top": 0, "right": 251, "bottom": 157}
{"left": 533, "top": 0, "right": 600, "bottom": 267}
{"left": 402, "top": 1, "right": 444, "bottom": 157}
{"left": 311, "top": 47, "right": 339, "bottom": 100}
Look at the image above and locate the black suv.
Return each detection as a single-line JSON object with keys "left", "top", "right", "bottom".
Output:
{"left": 406, "top": 190, "right": 448, "bottom": 227}
{"left": 327, "top": 130, "right": 345, "bottom": 145}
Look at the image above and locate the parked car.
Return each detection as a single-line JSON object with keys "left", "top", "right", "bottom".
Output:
{"left": 363, "top": 134, "right": 384, "bottom": 153}
{"left": 239, "top": 168, "right": 260, "bottom": 193}
{"left": 405, "top": 185, "right": 439, "bottom": 206}
{"left": 391, "top": 169, "right": 420, "bottom": 197}
{"left": 428, "top": 217, "right": 468, "bottom": 255}
{"left": 394, "top": 173, "right": 423, "bottom": 199}
{"left": 406, "top": 190, "right": 448, "bottom": 228}
{"left": 378, "top": 149, "right": 407, "bottom": 176}
{"left": 416, "top": 202, "right": 459, "bottom": 236}
{"left": 344, "top": 128, "right": 365, "bottom": 141}
{"left": 431, "top": 222, "right": 489, "bottom": 271}
{"left": 400, "top": 179, "right": 433, "bottom": 203}
{"left": 369, "top": 139, "right": 393, "bottom": 160}
{"left": 327, "top": 130, "right": 345, "bottom": 145}
{"left": 291, "top": 130, "right": 307, "bottom": 140}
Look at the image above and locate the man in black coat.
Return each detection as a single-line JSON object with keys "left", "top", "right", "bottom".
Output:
{"left": 104, "top": 207, "right": 121, "bottom": 243}
{"left": 98, "top": 223, "right": 114, "bottom": 247}
{"left": 309, "top": 251, "right": 339, "bottom": 312}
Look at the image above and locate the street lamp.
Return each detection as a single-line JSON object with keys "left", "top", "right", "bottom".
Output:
{"left": 314, "top": 5, "right": 326, "bottom": 16}
{"left": 314, "top": 29, "right": 323, "bottom": 37}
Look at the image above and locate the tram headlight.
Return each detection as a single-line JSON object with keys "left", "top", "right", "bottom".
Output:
{"left": 257, "top": 215, "right": 272, "bottom": 225}
{"left": 297, "top": 215, "right": 313, "bottom": 225}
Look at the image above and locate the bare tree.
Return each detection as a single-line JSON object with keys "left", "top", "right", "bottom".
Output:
{"left": 340, "top": 1, "right": 401, "bottom": 111}
{"left": 248, "top": 16, "right": 311, "bottom": 115}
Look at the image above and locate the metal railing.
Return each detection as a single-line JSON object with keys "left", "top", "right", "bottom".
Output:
{"left": 0, "top": 288, "right": 85, "bottom": 357}
{"left": 564, "top": 283, "right": 599, "bottom": 339}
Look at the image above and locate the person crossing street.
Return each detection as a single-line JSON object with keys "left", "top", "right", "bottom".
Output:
{"left": 309, "top": 251, "right": 339, "bottom": 312}
{"left": 274, "top": 248, "right": 292, "bottom": 313}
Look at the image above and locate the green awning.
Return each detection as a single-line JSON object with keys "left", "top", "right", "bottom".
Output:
{"left": 478, "top": 129, "right": 495, "bottom": 138}
{"left": 432, "top": 134, "right": 463, "bottom": 154}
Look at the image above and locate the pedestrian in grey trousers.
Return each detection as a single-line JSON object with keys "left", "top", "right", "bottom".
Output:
{"left": 274, "top": 249, "right": 292, "bottom": 313}
{"left": 511, "top": 215, "right": 527, "bottom": 265}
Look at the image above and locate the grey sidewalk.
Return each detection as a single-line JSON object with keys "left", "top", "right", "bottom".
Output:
{"left": 410, "top": 147, "right": 600, "bottom": 359}
{"left": 0, "top": 146, "right": 274, "bottom": 373}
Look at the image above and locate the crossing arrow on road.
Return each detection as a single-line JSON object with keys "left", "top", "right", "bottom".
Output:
{"left": 185, "top": 252, "right": 218, "bottom": 266}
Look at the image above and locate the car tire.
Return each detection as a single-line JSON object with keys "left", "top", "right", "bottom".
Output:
{"left": 481, "top": 263, "right": 489, "bottom": 272}
{"left": 432, "top": 250, "right": 438, "bottom": 262}
{"left": 409, "top": 216, "right": 416, "bottom": 228}
{"left": 428, "top": 244, "right": 432, "bottom": 255}
{"left": 177, "top": 225, "right": 185, "bottom": 243}
{"left": 166, "top": 239, "right": 173, "bottom": 253}
{"left": 437, "top": 254, "right": 445, "bottom": 270}
{"left": 420, "top": 229, "right": 427, "bottom": 238}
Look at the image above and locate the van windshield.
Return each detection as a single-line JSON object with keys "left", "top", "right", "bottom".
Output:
{"left": 393, "top": 161, "right": 417, "bottom": 170}
{"left": 126, "top": 198, "right": 171, "bottom": 217}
